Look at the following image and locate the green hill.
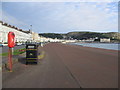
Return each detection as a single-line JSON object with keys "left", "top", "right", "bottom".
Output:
{"left": 39, "top": 32, "right": 120, "bottom": 41}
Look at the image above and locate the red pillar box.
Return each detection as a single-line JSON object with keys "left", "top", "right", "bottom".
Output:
{"left": 8, "top": 32, "right": 15, "bottom": 72}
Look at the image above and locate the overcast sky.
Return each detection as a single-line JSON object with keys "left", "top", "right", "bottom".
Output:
{"left": 1, "top": 1, "right": 118, "bottom": 33}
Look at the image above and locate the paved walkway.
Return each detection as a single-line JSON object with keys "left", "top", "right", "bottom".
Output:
{"left": 2, "top": 43, "right": 118, "bottom": 88}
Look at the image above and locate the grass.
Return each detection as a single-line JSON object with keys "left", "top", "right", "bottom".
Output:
{"left": 0, "top": 48, "right": 26, "bottom": 56}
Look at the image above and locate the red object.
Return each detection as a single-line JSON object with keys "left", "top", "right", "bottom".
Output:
{"left": 8, "top": 32, "right": 15, "bottom": 48}
{"left": 7, "top": 32, "right": 15, "bottom": 72}
{"left": 8, "top": 48, "right": 12, "bottom": 72}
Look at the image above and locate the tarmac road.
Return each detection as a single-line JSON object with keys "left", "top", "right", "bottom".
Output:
{"left": 0, "top": 45, "right": 25, "bottom": 54}
{"left": 2, "top": 43, "right": 118, "bottom": 88}
{"left": 1, "top": 45, "right": 25, "bottom": 64}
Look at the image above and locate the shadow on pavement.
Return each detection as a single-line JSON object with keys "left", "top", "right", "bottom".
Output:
{"left": 18, "top": 57, "right": 26, "bottom": 64}
{"left": 18, "top": 57, "right": 38, "bottom": 65}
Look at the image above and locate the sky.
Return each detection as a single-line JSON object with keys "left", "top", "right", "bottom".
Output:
{"left": 1, "top": 1, "right": 118, "bottom": 33}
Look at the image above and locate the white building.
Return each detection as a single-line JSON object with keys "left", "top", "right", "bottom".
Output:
{"left": 31, "top": 32, "right": 40, "bottom": 42}
{"left": 100, "top": 38, "right": 110, "bottom": 43}
{"left": 0, "top": 21, "right": 33, "bottom": 44}
{"left": 0, "top": 21, "right": 67, "bottom": 44}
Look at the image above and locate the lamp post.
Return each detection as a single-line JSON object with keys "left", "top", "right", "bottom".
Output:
{"left": 30, "top": 25, "right": 32, "bottom": 43}
{"left": 30, "top": 25, "right": 32, "bottom": 32}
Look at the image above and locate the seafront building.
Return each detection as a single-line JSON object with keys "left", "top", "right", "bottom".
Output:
{"left": 1, "top": 21, "right": 106, "bottom": 44}
{"left": 100, "top": 38, "right": 110, "bottom": 43}
{"left": 0, "top": 21, "right": 33, "bottom": 44}
{"left": 0, "top": 21, "right": 64, "bottom": 44}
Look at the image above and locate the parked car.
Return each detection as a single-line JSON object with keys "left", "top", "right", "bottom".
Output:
{"left": 0, "top": 44, "right": 3, "bottom": 47}
{"left": 2, "top": 44, "right": 8, "bottom": 46}
{"left": 16, "top": 43, "right": 22, "bottom": 46}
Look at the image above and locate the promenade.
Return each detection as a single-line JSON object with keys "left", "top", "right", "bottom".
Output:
{"left": 3, "top": 43, "right": 118, "bottom": 88}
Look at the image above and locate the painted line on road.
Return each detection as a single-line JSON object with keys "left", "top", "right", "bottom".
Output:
{"left": 38, "top": 51, "right": 45, "bottom": 60}
{"left": 0, "top": 67, "right": 2, "bottom": 72}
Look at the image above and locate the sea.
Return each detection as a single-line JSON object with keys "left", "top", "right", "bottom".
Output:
{"left": 70, "top": 43, "right": 120, "bottom": 50}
